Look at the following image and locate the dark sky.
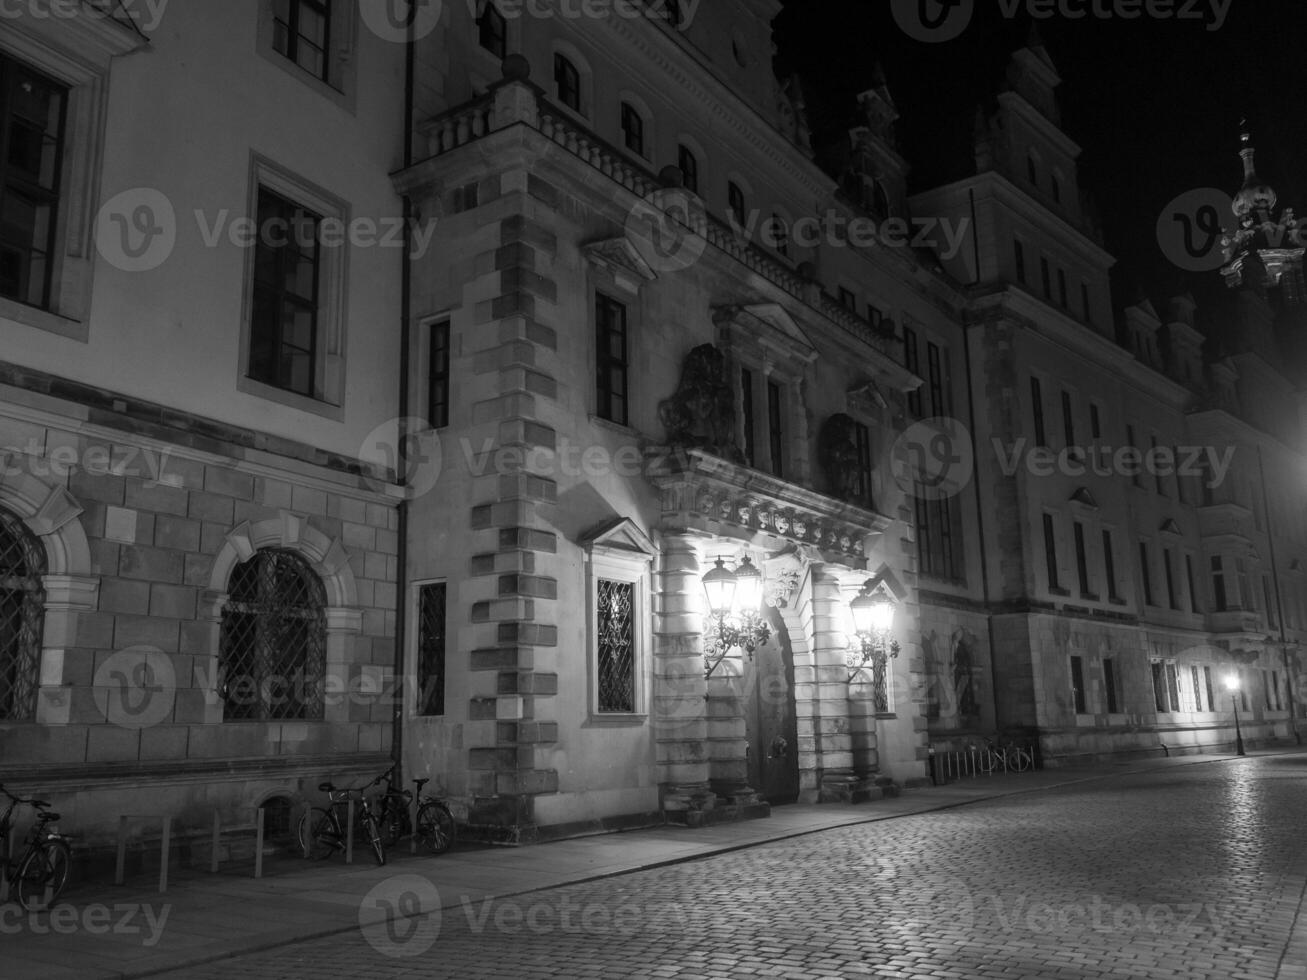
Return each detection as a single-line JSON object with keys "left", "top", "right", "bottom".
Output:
{"left": 774, "top": 0, "right": 1307, "bottom": 330}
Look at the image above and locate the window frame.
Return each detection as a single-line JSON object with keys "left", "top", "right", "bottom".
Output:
{"left": 237, "top": 155, "right": 349, "bottom": 419}
{"left": 477, "top": 2, "right": 508, "bottom": 59}
{"left": 553, "top": 51, "right": 583, "bottom": 114}
{"left": 256, "top": 0, "right": 358, "bottom": 109}
{"left": 677, "top": 142, "right": 700, "bottom": 195}
{"left": 585, "top": 549, "right": 651, "bottom": 723}
{"left": 594, "top": 291, "right": 630, "bottom": 427}
{"left": 620, "top": 100, "right": 647, "bottom": 158}
{"left": 414, "top": 580, "right": 447, "bottom": 717}
{"left": 426, "top": 317, "right": 451, "bottom": 429}
{"left": 0, "top": 507, "right": 46, "bottom": 723}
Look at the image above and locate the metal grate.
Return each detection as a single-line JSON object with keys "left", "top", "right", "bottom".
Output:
{"left": 871, "top": 654, "right": 891, "bottom": 715}
{"left": 417, "top": 583, "right": 446, "bottom": 716}
{"left": 219, "top": 549, "right": 326, "bottom": 721}
{"left": 0, "top": 509, "right": 44, "bottom": 721}
{"left": 597, "top": 579, "right": 635, "bottom": 712}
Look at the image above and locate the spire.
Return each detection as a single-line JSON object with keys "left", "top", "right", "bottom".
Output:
{"left": 1233, "top": 120, "right": 1277, "bottom": 219}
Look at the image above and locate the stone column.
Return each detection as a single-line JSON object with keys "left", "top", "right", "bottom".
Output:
{"left": 705, "top": 653, "right": 757, "bottom": 805}
{"left": 811, "top": 567, "right": 860, "bottom": 802}
{"left": 653, "top": 532, "right": 714, "bottom": 820}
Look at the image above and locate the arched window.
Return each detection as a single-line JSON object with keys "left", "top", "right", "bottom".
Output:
{"left": 554, "top": 53, "right": 581, "bottom": 112}
{"left": 677, "top": 144, "right": 699, "bottom": 194}
{"left": 727, "top": 181, "right": 747, "bottom": 228}
{"left": 0, "top": 509, "right": 44, "bottom": 721}
{"left": 219, "top": 549, "right": 326, "bottom": 721}
{"left": 620, "top": 102, "right": 645, "bottom": 157}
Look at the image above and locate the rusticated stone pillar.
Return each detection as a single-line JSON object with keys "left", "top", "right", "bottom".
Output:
{"left": 811, "top": 567, "right": 860, "bottom": 802}
{"left": 653, "top": 531, "right": 714, "bottom": 817}
{"left": 706, "top": 654, "right": 757, "bottom": 804}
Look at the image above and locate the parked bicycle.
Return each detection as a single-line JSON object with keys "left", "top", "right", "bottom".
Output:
{"left": 297, "top": 777, "right": 387, "bottom": 866}
{"left": 0, "top": 785, "right": 73, "bottom": 912}
{"left": 975, "top": 734, "right": 1035, "bottom": 773}
{"left": 373, "top": 771, "right": 456, "bottom": 855}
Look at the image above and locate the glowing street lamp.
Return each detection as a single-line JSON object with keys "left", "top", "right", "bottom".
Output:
{"left": 846, "top": 582, "right": 900, "bottom": 712}
{"left": 1225, "top": 673, "right": 1246, "bottom": 757}
{"left": 702, "top": 556, "right": 770, "bottom": 678}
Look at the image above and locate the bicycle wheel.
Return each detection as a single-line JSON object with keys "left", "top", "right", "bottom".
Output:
{"left": 297, "top": 808, "right": 338, "bottom": 860}
{"left": 1008, "top": 746, "right": 1034, "bottom": 772}
{"left": 16, "top": 840, "right": 71, "bottom": 912}
{"left": 362, "top": 812, "right": 386, "bottom": 867}
{"left": 379, "top": 798, "right": 409, "bottom": 849}
{"left": 415, "top": 802, "right": 456, "bottom": 855}
{"left": 976, "top": 746, "right": 999, "bottom": 773}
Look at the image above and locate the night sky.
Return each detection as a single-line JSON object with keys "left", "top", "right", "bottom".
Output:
{"left": 774, "top": 0, "right": 1307, "bottom": 334}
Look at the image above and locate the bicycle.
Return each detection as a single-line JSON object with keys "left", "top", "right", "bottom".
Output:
{"left": 296, "top": 777, "right": 387, "bottom": 866}
{"left": 0, "top": 785, "right": 74, "bottom": 912}
{"left": 373, "top": 771, "right": 456, "bottom": 855}
{"left": 975, "top": 734, "right": 1035, "bottom": 773}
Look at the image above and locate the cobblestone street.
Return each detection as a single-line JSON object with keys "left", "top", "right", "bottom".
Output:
{"left": 137, "top": 757, "right": 1307, "bottom": 980}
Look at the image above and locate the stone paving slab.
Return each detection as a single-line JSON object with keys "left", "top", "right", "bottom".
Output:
{"left": 1, "top": 750, "right": 1290, "bottom": 980}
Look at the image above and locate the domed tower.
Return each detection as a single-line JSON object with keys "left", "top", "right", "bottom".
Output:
{"left": 1221, "top": 124, "right": 1305, "bottom": 305}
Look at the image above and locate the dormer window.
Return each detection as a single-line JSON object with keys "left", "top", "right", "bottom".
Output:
{"left": 554, "top": 53, "right": 581, "bottom": 111}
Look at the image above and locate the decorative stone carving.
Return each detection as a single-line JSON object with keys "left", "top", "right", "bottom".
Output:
{"left": 658, "top": 344, "right": 743, "bottom": 463}
{"left": 765, "top": 568, "right": 801, "bottom": 609}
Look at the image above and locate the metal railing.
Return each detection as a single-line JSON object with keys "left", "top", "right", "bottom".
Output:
{"left": 929, "top": 737, "right": 1038, "bottom": 783}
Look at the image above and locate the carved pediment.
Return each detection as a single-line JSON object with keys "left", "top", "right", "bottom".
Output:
{"left": 1070, "top": 487, "right": 1099, "bottom": 509}
{"left": 714, "top": 304, "right": 818, "bottom": 366}
{"left": 582, "top": 517, "right": 655, "bottom": 561}
{"left": 1159, "top": 518, "right": 1182, "bottom": 536}
{"left": 583, "top": 237, "right": 658, "bottom": 286}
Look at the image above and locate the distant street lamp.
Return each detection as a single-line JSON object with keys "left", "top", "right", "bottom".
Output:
{"left": 1225, "top": 673, "right": 1247, "bottom": 757}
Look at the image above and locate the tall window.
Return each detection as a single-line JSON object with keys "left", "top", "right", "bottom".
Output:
{"left": 417, "top": 583, "right": 446, "bottom": 716}
{"left": 1264, "top": 575, "right": 1278, "bottom": 628}
{"left": 1152, "top": 436, "right": 1166, "bottom": 495}
{"left": 1014, "top": 239, "right": 1026, "bottom": 285}
{"left": 1164, "top": 548, "right": 1177, "bottom": 609}
{"left": 916, "top": 494, "right": 964, "bottom": 582}
{"left": 0, "top": 56, "right": 67, "bottom": 310}
{"left": 1074, "top": 522, "right": 1090, "bottom": 596}
{"left": 1031, "top": 376, "right": 1047, "bottom": 447}
{"left": 1103, "top": 658, "right": 1120, "bottom": 713}
{"left": 767, "top": 380, "right": 784, "bottom": 478}
{"left": 1070, "top": 655, "right": 1086, "bottom": 713}
{"left": 554, "top": 54, "right": 581, "bottom": 111}
{"left": 1040, "top": 257, "right": 1051, "bottom": 298}
{"left": 769, "top": 214, "right": 789, "bottom": 258}
{"left": 596, "top": 579, "right": 635, "bottom": 713}
{"left": 620, "top": 102, "right": 645, "bottom": 156}
{"left": 852, "top": 419, "right": 873, "bottom": 508}
{"left": 1043, "top": 513, "right": 1060, "bottom": 591}
{"left": 478, "top": 3, "right": 508, "bottom": 59}
{"left": 727, "top": 181, "right": 747, "bottom": 228}
{"left": 1151, "top": 661, "right": 1168, "bottom": 712}
{"left": 903, "top": 327, "right": 921, "bottom": 416}
{"left": 1203, "top": 666, "right": 1215, "bottom": 711}
{"left": 1211, "top": 555, "right": 1227, "bottom": 611}
{"left": 250, "top": 187, "right": 322, "bottom": 398}
{"left": 1102, "top": 529, "right": 1119, "bottom": 601}
{"left": 1081, "top": 282, "right": 1091, "bottom": 322}
{"left": 1191, "top": 665, "right": 1205, "bottom": 711}
{"left": 1126, "top": 425, "right": 1143, "bottom": 487}
{"left": 1058, "top": 268, "right": 1068, "bottom": 308}
{"left": 1090, "top": 404, "right": 1102, "bottom": 440}
{"left": 1139, "top": 542, "right": 1154, "bottom": 606}
{"left": 1186, "top": 554, "right": 1199, "bottom": 612}
{"left": 595, "top": 293, "right": 628, "bottom": 426}
{"left": 1027, "top": 153, "right": 1038, "bottom": 184}
{"left": 677, "top": 144, "right": 699, "bottom": 194}
{"left": 273, "top": 0, "right": 331, "bottom": 80}
{"left": 428, "top": 320, "right": 450, "bottom": 429}
{"left": 741, "top": 367, "right": 756, "bottom": 467}
{"left": 1061, "top": 390, "right": 1075, "bottom": 449}
{"left": 926, "top": 342, "right": 950, "bottom": 417}
{"left": 0, "top": 509, "right": 44, "bottom": 722}
{"left": 219, "top": 550, "right": 326, "bottom": 721}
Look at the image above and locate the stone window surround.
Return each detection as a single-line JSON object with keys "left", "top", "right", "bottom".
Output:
{"left": 0, "top": 12, "right": 146, "bottom": 343}
{"left": 235, "top": 154, "right": 350, "bottom": 421}
{"left": 583, "top": 521, "right": 655, "bottom": 725}
{"left": 201, "top": 514, "right": 364, "bottom": 726}
{"left": 0, "top": 466, "right": 96, "bottom": 726}
{"left": 254, "top": 0, "right": 360, "bottom": 113}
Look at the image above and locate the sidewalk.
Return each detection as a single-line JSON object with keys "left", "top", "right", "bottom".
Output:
{"left": 0, "top": 751, "right": 1274, "bottom": 980}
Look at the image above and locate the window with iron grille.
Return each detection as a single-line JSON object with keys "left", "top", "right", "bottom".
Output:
{"left": 596, "top": 579, "right": 635, "bottom": 713}
{"left": 595, "top": 293, "right": 628, "bottom": 426}
{"left": 417, "top": 582, "right": 446, "bottom": 716}
{"left": 219, "top": 549, "right": 326, "bottom": 721}
{"left": 0, "top": 54, "right": 67, "bottom": 310}
{"left": 0, "top": 509, "right": 44, "bottom": 722}
{"left": 249, "top": 187, "right": 322, "bottom": 398}
{"left": 273, "top": 0, "right": 332, "bottom": 81}
{"left": 554, "top": 54, "right": 581, "bottom": 111}
{"left": 478, "top": 3, "right": 507, "bottom": 59}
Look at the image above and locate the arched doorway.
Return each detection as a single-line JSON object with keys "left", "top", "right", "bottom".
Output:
{"left": 744, "top": 604, "right": 799, "bottom": 804}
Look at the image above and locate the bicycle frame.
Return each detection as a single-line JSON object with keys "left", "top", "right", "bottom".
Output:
{"left": 0, "top": 785, "right": 73, "bottom": 907}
